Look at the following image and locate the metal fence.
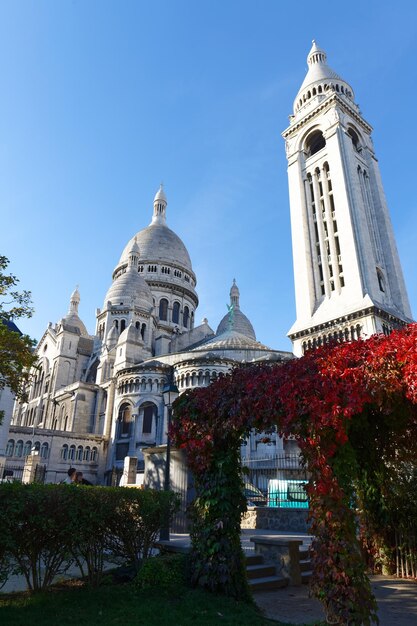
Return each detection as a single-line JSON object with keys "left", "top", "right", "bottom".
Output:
{"left": 242, "top": 453, "right": 309, "bottom": 508}
{"left": 0, "top": 464, "right": 25, "bottom": 483}
{"left": 0, "top": 463, "right": 46, "bottom": 484}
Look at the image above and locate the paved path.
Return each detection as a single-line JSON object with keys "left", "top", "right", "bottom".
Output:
{"left": 254, "top": 575, "right": 417, "bottom": 625}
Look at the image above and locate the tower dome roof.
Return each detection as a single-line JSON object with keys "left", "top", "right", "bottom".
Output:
{"left": 294, "top": 41, "right": 354, "bottom": 115}
{"left": 216, "top": 280, "right": 256, "bottom": 340}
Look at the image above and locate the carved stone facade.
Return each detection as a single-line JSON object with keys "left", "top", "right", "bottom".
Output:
{"left": 284, "top": 42, "right": 413, "bottom": 355}
{"left": 8, "top": 187, "right": 292, "bottom": 484}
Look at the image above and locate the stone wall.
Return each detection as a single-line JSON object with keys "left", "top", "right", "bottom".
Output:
{"left": 241, "top": 506, "right": 309, "bottom": 532}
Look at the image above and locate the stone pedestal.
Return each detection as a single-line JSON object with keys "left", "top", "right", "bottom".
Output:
{"left": 22, "top": 453, "right": 41, "bottom": 484}
{"left": 250, "top": 536, "right": 303, "bottom": 585}
{"left": 120, "top": 456, "right": 137, "bottom": 486}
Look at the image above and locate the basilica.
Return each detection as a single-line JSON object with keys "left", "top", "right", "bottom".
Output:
{"left": 5, "top": 41, "right": 413, "bottom": 484}
{"left": 8, "top": 185, "right": 292, "bottom": 484}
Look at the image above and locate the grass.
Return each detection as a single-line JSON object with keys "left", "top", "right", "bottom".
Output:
{"left": 0, "top": 581, "right": 317, "bottom": 626}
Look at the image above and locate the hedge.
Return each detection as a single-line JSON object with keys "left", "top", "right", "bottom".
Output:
{"left": 0, "top": 483, "right": 179, "bottom": 591}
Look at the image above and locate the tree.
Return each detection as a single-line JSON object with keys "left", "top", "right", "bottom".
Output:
{"left": 171, "top": 324, "right": 417, "bottom": 625}
{"left": 0, "top": 256, "right": 37, "bottom": 421}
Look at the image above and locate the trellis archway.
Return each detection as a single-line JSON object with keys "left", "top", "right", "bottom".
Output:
{"left": 171, "top": 324, "right": 417, "bottom": 625}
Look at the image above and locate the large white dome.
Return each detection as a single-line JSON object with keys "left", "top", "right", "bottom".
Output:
{"left": 119, "top": 223, "right": 192, "bottom": 271}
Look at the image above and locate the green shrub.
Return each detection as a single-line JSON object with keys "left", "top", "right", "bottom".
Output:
{"left": 0, "top": 483, "right": 76, "bottom": 591}
{"left": 107, "top": 489, "right": 180, "bottom": 571}
{"left": 134, "top": 553, "right": 189, "bottom": 591}
{"left": 0, "top": 483, "right": 180, "bottom": 592}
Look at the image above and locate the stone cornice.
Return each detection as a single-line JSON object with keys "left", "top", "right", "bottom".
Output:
{"left": 289, "top": 306, "right": 409, "bottom": 340}
{"left": 146, "top": 280, "right": 199, "bottom": 307}
{"left": 282, "top": 94, "right": 373, "bottom": 140}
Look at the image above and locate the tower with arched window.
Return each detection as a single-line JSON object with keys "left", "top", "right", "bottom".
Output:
{"left": 284, "top": 41, "right": 413, "bottom": 356}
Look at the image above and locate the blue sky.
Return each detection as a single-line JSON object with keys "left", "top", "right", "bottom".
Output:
{"left": 1, "top": 0, "right": 417, "bottom": 351}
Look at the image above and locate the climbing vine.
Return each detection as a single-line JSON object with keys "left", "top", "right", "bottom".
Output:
{"left": 171, "top": 324, "right": 417, "bottom": 625}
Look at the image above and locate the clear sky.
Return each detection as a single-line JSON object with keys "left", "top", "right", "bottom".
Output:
{"left": 1, "top": 0, "right": 417, "bottom": 351}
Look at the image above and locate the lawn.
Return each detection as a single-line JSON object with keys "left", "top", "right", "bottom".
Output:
{"left": 0, "top": 582, "right": 303, "bottom": 626}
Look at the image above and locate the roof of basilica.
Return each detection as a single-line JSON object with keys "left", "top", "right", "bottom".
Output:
{"left": 192, "top": 329, "right": 271, "bottom": 352}
{"left": 120, "top": 223, "right": 192, "bottom": 271}
{"left": 118, "top": 186, "right": 193, "bottom": 272}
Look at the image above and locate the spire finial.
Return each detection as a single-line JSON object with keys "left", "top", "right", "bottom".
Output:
{"left": 230, "top": 279, "right": 240, "bottom": 310}
{"left": 68, "top": 286, "right": 80, "bottom": 314}
{"left": 152, "top": 184, "right": 168, "bottom": 224}
{"left": 307, "top": 40, "right": 327, "bottom": 66}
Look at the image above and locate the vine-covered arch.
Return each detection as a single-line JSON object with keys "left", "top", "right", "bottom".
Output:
{"left": 171, "top": 324, "right": 417, "bottom": 625}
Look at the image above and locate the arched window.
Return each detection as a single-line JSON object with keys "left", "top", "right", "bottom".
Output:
{"left": 91, "top": 447, "right": 98, "bottom": 462}
{"left": 68, "top": 445, "right": 76, "bottom": 461}
{"left": 120, "top": 319, "right": 126, "bottom": 333}
{"left": 15, "top": 440, "right": 23, "bottom": 457}
{"left": 76, "top": 445, "right": 83, "bottom": 461}
{"left": 135, "top": 321, "right": 140, "bottom": 329}
{"left": 377, "top": 268, "right": 385, "bottom": 293}
{"left": 23, "top": 441, "right": 32, "bottom": 457}
{"left": 141, "top": 402, "right": 157, "bottom": 434}
{"left": 83, "top": 446, "right": 91, "bottom": 462}
{"left": 6, "top": 440, "right": 14, "bottom": 457}
{"left": 40, "top": 442, "right": 49, "bottom": 459}
{"left": 118, "top": 403, "right": 132, "bottom": 437}
{"left": 63, "top": 416, "right": 69, "bottom": 431}
{"left": 172, "top": 301, "right": 180, "bottom": 324}
{"left": 305, "top": 130, "right": 326, "bottom": 157}
{"left": 183, "top": 306, "right": 190, "bottom": 329}
{"left": 159, "top": 298, "right": 168, "bottom": 321}
{"left": 141, "top": 323, "right": 146, "bottom": 340}
{"left": 348, "top": 127, "right": 360, "bottom": 151}
{"left": 61, "top": 444, "right": 68, "bottom": 461}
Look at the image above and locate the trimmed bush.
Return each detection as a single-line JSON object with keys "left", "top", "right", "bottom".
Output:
{"left": 134, "top": 553, "right": 189, "bottom": 591}
{"left": 0, "top": 483, "right": 76, "bottom": 591}
{"left": 0, "top": 483, "right": 179, "bottom": 591}
{"left": 107, "top": 488, "right": 180, "bottom": 572}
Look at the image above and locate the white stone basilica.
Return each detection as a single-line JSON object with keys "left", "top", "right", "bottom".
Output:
{"left": 5, "top": 42, "right": 413, "bottom": 483}
{"left": 8, "top": 186, "right": 291, "bottom": 484}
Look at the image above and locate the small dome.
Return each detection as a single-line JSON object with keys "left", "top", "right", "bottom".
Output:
{"left": 216, "top": 309, "right": 256, "bottom": 340}
{"left": 216, "top": 279, "right": 256, "bottom": 340}
{"left": 70, "top": 287, "right": 80, "bottom": 304}
{"left": 129, "top": 238, "right": 140, "bottom": 255}
{"left": 62, "top": 287, "right": 88, "bottom": 336}
{"left": 194, "top": 329, "right": 269, "bottom": 351}
{"left": 104, "top": 267, "right": 153, "bottom": 311}
{"left": 154, "top": 184, "right": 167, "bottom": 204}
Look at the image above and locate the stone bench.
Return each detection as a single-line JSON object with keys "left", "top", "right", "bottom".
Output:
{"left": 250, "top": 536, "right": 303, "bottom": 586}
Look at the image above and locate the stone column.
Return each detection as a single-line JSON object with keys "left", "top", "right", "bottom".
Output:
{"left": 120, "top": 455, "right": 137, "bottom": 486}
{"left": 22, "top": 452, "right": 42, "bottom": 484}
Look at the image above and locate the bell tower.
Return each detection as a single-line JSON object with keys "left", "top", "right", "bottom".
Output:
{"left": 284, "top": 41, "right": 413, "bottom": 356}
